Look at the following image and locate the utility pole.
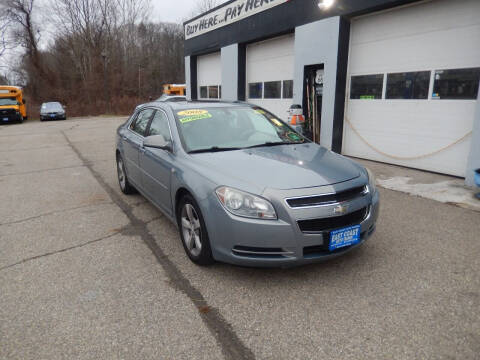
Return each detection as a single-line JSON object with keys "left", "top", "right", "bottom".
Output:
{"left": 138, "top": 64, "right": 141, "bottom": 99}
{"left": 101, "top": 51, "right": 109, "bottom": 114}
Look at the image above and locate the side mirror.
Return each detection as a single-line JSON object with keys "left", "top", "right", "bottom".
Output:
{"left": 143, "top": 135, "right": 172, "bottom": 152}
{"left": 22, "top": 99, "right": 26, "bottom": 104}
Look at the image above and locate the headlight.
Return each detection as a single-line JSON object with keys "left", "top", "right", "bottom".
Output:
{"left": 366, "top": 168, "right": 376, "bottom": 193}
{"left": 215, "top": 186, "right": 277, "bottom": 219}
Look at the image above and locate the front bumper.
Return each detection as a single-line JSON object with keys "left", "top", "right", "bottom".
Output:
{"left": 1, "top": 112, "right": 22, "bottom": 123}
{"left": 201, "top": 180, "right": 379, "bottom": 267}
{"left": 41, "top": 113, "right": 66, "bottom": 120}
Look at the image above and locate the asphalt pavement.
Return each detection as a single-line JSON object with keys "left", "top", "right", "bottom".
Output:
{"left": 0, "top": 117, "right": 479, "bottom": 359}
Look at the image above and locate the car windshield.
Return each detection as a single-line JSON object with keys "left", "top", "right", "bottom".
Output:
{"left": 42, "top": 102, "right": 63, "bottom": 111}
{"left": 0, "top": 98, "right": 19, "bottom": 106}
{"left": 174, "top": 106, "right": 307, "bottom": 153}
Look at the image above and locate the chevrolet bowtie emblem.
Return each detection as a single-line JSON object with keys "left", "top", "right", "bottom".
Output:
{"left": 334, "top": 204, "right": 348, "bottom": 215}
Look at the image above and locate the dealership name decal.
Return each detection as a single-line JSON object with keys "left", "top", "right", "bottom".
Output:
{"left": 185, "top": 0, "right": 288, "bottom": 39}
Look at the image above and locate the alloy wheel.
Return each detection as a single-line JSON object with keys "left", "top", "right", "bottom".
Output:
{"left": 117, "top": 157, "right": 126, "bottom": 190}
{"left": 181, "top": 203, "right": 202, "bottom": 257}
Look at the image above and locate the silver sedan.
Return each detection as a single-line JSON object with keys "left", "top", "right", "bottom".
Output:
{"left": 115, "top": 102, "right": 379, "bottom": 267}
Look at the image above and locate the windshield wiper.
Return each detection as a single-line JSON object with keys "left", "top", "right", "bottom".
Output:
{"left": 188, "top": 146, "right": 242, "bottom": 154}
{"left": 245, "top": 141, "right": 304, "bottom": 149}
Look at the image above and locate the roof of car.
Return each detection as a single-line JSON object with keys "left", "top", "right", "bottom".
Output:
{"left": 145, "top": 100, "right": 251, "bottom": 111}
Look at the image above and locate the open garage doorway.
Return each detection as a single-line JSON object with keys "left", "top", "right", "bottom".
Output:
{"left": 303, "top": 64, "right": 324, "bottom": 143}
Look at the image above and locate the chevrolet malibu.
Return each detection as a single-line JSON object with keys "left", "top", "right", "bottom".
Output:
{"left": 116, "top": 102, "right": 379, "bottom": 267}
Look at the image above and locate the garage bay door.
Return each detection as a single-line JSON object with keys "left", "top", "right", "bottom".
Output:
{"left": 246, "top": 34, "right": 294, "bottom": 121}
{"left": 197, "top": 52, "right": 221, "bottom": 100}
{"left": 343, "top": 0, "right": 480, "bottom": 177}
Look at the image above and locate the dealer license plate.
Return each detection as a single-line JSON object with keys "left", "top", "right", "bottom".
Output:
{"left": 50, "top": 114, "right": 56, "bottom": 117}
{"left": 3, "top": 117, "right": 8, "bottom": 121}
{"left": 329, "top": 225, "right": 361, "bottom": 251}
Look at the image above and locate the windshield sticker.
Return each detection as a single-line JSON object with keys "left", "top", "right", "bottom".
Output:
{"left": 177, "top": 109, "right": 212, "bottom": 123}
{"left": 177, "top": 109, "right": 209, "bottom": 116}
{"left": 255, "top": 109, "right": 266, "bottom": 115}
{"left": 287, "top": 132, "right": 302, "bottom": 141}
{"left": 179, "top": 113, "right": 212, "bottom": 123}
{"left": 271, "top": 118, "right": 283, "bottom": 127}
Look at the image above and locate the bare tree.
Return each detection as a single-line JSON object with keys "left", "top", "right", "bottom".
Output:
{"left": 0, "top": 14, "right": 14, "bottom": 59}
{"left": 190, "top": 0, "right": 220, "bottom": 17}
{"left": 2, "top": 0, "right": 56, "bottom": 97}
{"left": 2, "top": 0, "right": 184, "bottom": 117}
{"left": 4, "top": 0, "right": 39, "bottom": 62}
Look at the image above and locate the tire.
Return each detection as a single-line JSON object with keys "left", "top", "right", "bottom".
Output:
{"left": 18, "top": 116, "right": 23, "bottom": 123}
{"left": 116, "top": 154, "right": 136, "bottom": 194}
{"left": 177, "top": 194, "right": 214, "bottom": 266}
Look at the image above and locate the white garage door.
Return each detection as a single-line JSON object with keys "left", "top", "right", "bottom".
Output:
{"left": 343, "top": 0, "right": 480, "bottom": 177}
{"left": 246, "top": 34, "right": 294, "bottom": 121}
{"left": 197, "top": 52, "right": 221, "bottom": 100}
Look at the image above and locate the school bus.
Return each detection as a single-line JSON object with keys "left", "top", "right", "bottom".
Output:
{"left": 163, "top": 84, "right": 186, "bottom": 96}
{"left": 0, "top": 86, "right": 27, "bottom": 123}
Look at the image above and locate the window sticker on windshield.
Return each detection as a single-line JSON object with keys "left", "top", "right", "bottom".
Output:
{"left": 177, "top": 109, "right": 212, "bottom": 123}
{"left": 271, "top": 118, "right": 283, "bottom": 127}
{"left": 178, "top": 109, "right": 208, "bottom": 116}
{"left": 255, "top": 109, "right": 266, "bottom": 115}
{"left": 287, "top": 131, "right": 302, "bottom": 141}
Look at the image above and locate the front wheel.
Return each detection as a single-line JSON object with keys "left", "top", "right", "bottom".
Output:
{"left": 178, "top": 195, "right": 214, "bottom": 266}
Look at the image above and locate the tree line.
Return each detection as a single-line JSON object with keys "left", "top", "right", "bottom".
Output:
{"left": 0, "top": 0, "right": 186, "bottom": 117}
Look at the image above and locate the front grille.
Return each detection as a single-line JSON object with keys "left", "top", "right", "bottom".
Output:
{"left": 0, "top": 109, "right": 16, "bottom": 116}
{"left": 286, "top": 186, "right": 367, "bottom": 208}
{"left": 297, "top": 207, "right": 368, "bottom": 233}
{"left": 303, "top": 243, "right": 354, "bottom": 256}
{"left": 232, "top": 245, "right": 293, "bottom": 259}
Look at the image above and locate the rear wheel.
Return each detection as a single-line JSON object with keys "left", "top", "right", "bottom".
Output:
{"left": 116, "top": 154, "right": 135, "bottom": 194}
{"left": 178, "top": 194, "right": 214, "bottom": 266}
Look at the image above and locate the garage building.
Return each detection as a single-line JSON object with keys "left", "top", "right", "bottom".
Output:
{"left": 183, "top": 0, "right": 480, "bottom": 183}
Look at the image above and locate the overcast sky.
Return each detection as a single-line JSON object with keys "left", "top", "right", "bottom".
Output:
{"left": 152, "top": 0, "right": 200, "bottom": 23}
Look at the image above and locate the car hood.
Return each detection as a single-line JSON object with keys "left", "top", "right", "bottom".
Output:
{"left": 190, "top": 143, "right": 361, "bottom": 191}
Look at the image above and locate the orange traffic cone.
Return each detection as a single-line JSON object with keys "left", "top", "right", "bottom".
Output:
{"left": 290, "top": 114, "right": 305, "bottom": 125}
